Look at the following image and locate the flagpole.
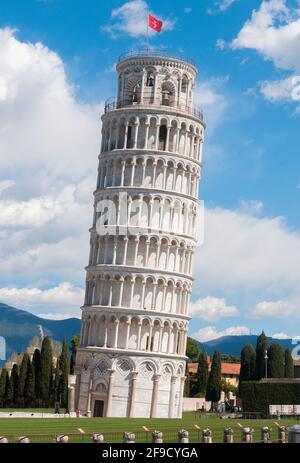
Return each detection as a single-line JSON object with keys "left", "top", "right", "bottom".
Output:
{"left": 146, "top": 12, "right": 149, "bottom": 52}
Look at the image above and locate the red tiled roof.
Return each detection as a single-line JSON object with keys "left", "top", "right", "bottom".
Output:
{"left": 187, "top": 361, "right": 240, "bottom": 376}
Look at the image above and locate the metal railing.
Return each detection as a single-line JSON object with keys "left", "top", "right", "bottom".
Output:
{"left": 0, "top": 425, "right": 295, "bottom": 443}
{"left": 118, "top": 49, "right": 196, "bottom": 67}
{"left": 104, "top": 97, "right": 204, "bottom": 122}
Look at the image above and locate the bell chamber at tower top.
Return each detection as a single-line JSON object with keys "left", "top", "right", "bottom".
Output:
{"left": 104, "top": 52, "right": 205, "bottom": 123}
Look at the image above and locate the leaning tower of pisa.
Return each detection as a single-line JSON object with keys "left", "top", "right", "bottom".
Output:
{"left": 73, "top": 51, "right": 205, "bottom": 418}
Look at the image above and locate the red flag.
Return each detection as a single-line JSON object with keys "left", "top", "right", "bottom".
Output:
{"left": 148, "top": 14, "right": 163, "bottom": 33}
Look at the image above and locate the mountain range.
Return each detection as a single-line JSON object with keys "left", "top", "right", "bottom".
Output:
{"left": 199, "top": 334, "right": 295, "bottom": 357}
{"left": 0, "top": 302, "right": 297, "bottom": 366}
{"left": 0, "top": 302, "right": 80, "bottom": 365}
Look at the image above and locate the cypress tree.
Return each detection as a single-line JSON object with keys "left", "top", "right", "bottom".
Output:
{"left": 59, "top": 339, "right": 69, "bottom": 408}
{"left": 206, "top": 350, "right": 221, "bottom": 406}
{"left": 197, "top": 351, "right": 209, "bottom": 395}
{"left": 32, "top": 348, "right": 41, "bottom": 398}
{"left": 53, "top": 358, "right": 60, "bottom": 404}
{"left": 0, "top": 368, "right": 7, "bottom": 398}
{"left": 267, "top": 343, "right": 284, "bottom": 378}
{"left": 239, "top": 344, "right": 256, "bottom": 394}
{"left": 11, "top": 364, "right": 19, "bottom": 404}
{"left": 255, "top": 331, "right": 268, "bottom": 379}
{"left": 18, "top": 353, "right": 30, "bottom": 400}
{"left": 285, "top": 348, "right": 294, "bottom": 378}
{"left": 40, "top": 336, "right": 53, "bottom": 404}
{"left": 25, "top": 358, "right": 35, "bottom": 405}
{"left": 4, "top": 372, "right": 13, "bottom": 405}
{"left": 70, "top": 334, "right": 80, "bottom": 375}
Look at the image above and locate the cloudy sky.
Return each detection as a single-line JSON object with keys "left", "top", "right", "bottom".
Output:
{"left": 0, "top": 0, "right": 299, "bottom": 341}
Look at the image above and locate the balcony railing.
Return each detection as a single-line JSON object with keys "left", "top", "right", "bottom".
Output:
{"left": 104, "top": 97, "right": 204, "bottom": 122}
{"left": 118, "top": 49, "right": 196, "bottom": 66}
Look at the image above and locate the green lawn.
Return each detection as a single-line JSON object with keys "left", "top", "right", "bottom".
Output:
{"left": 0, "top": 412, "right": 297, "bottom": 443}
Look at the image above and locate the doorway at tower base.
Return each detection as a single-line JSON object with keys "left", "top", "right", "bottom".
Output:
{"left": 73, "top": 351, "right": 186, "bottom": 418}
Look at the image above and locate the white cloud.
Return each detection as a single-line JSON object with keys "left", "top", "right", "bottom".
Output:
{"left": 231, "top": 0, "right": 300, "bottom": 71}
{"left": 0, "top": 28, "right": 102, "bottom": 310}
{"left": 238, "top": 199, "right": 264, "bottom": 215}
{"left": 208, "top": 0, "right": 237, "bottom": 14}
{"left": 194, "top": 77, "right": 228, "bottom": 131}
{"left": 194, "top": 206, "right": 300, "bottom": 298}
{"left": 0, "top": 180, "right": 15, "bottom": 195}
{"left": 0, "top": 283, "right": 83, "bottom": 316}
{"left": 101, "top": 0, "right": 175, "bottom": 38}
{"left": 184, "top": 7, "right": 192, "bottom": 14}
{"left": 251, "top": 300, "right": 296, "bottom": 319}
{"left": 192, "top": 325, "right": 250, "bottom": 342}
{"left": 230, "top": 0, "right": 300, "bottom": 106}
{"left": 190, "top": 296, "right": 239, "bottom": 322}
{"left": 272, "top": 332, "right": 291, "bottom": 339}
{"left": 260, "top": 75, "right": 300, "bottom": 103}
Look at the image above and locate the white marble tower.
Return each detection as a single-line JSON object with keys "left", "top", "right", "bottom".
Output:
{"left": 73, "top": 51, "right": 205, "bottom": 418}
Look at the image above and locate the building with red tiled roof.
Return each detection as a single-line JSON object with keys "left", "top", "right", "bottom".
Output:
{"left": 187, "top": 361, "right": 240, "bottom": 387}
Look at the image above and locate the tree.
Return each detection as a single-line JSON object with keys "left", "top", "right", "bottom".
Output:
{"left": 0, "top": 368, "right": 7, "bottom": 398}
{"left": 186, "top": 337, "right": 200, "bottom": 360}
{"left": 25, "top": 358, "right": 35, "bottom": 404}
{"left": 255, "top": 331, "right": 268, "bottom": 380}
{"left": 18, "top": 353, "right": 30, "bottom": 400}
{"left": 239, "top": 344, "right": 256, "bottom": 395}
{"left": 40, "top": 336, "right": 53, "bottom": 404}
{"left": 4, "top": 372, "right": 13, "bottom": 404}
{"left": 11, "top": 364, "right": 19, "bottom": 403}
{"left": 206, "top": 350, "right": 221, "bottom": 407}
{"left": 59, "top": 339, "right": 69, "bottom": 408}
{"left": 184, "top": 367, "right": 191, "bottom": 397}
{"left": 285, "top": 349, "right": 294, "bottom": 378}
{"left": 70, "top": 334, "right": 80, "bottom": 375}
{"left": 32, "top": 348, "right": 41, "bottom": 398}
{"left": 197, "top": 350, "right": 209, "bottom": 395}
{"left": 267, "top": 343, "right": 284, "bottom": 378}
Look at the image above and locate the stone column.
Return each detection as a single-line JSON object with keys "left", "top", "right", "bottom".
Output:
{"left": 103, "top": 321, "right": 108, "bottom": 348}
{"left": 166, "top": 126, "right": 171, "bottom": 152}
{"left": 118, "top": 279, "right": 124, "bottom": 306}
{"left": 147, "top": 324, "right": 153, "bottom": 351}
{"left": 155, "top": 123, "right": 159, "bottom": 150}
{"left": 152, "top": 162, "right": 157, "bottom": 187}
{"left": 112, "top": 236, "right": 118, "bottom": 265}
{"left": 144, "top": 123, "right": 149, "bottom": 149}
{"left": 141, "top": 281, "right": 146, "bottom": 310}
{"left": 129, "top": 371, "right": 138, "bottom": 417}
{"left": 137, "top": 320, "right": 143, "bottom": 349}
{"left": 121, "top": 160, "right": 126, "bottom": 186}
{"left": 123, "top": 237, "right": 128, "bottom": 265}
{"left": 68, "top": 386, "right": 75, "bottom": 413}
{"left": 178, "top": 376, "right": 186, "bottom": 418}
{"left": 150, "top": 374, "right": 161, "bottom": 418}
{"left": 130, "top": 160, "right": 136, "bottom": 186}
{"left": 114, "top": 319, "right": 119, "bottom": 348}
{"left": 125, "top": 320, "right": 131, "bottom": 348}
{"left": 86, "top": 375, "right": 93, "bottom": 417}
{"left": 169, "top": 376, "right": 177, "bottom": 418}
{"left": 145, "top": 239, "right": 150, "bottom": 266}
{"left": 106, "top": 369, "right": 115, "bottom": 417}
{"left": 133, "top": 122, "right": 139, "bottom": 149}
{"left": 123, "top": 122, "right": 129, "bottom": 149}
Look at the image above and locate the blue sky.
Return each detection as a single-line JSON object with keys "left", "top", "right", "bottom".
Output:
{"left": 0, "top": 0, "right": 300, "bottom": 342}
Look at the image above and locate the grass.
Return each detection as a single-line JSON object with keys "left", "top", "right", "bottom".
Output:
{"left": 0, "top": 412, "right": 297, "bottom": 443}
